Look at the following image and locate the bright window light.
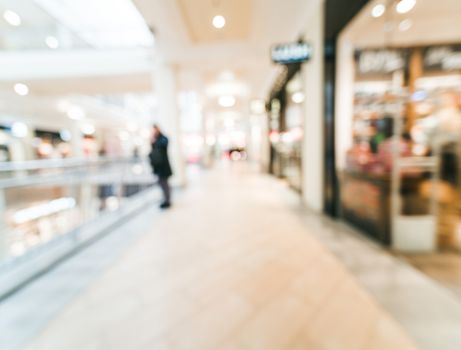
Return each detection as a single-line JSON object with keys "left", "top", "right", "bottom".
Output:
{"left": 371, "top": 4, "right": 385, "bottom": 18}
{"left": 35, "top": 0, "right": 154, "bottom": 48}
{"left": 45, "top": 36, "right": 59, "bottom": 49}
{"left": 212, "top": 15, "right": 226, "bottom": 29}
{"left": 218, "top": 95, "right": 236, "bottom": 108}
{"left": 396, "top": 0, "right": 416, "bottom": 14}
{"left": 11, "top": 122, "right": 28, "bottom": 138}
{"left": 14, "top": 83, "right": 29, "bottom": 96}
{"left": 3, "top": 10, "right": 21, "bottom": 26}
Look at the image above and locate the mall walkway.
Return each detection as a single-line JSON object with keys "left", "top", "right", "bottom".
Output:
{"left": 5, "top": 164, "right": 461, "bottom": 350}
{"left": 5, "top": 164, "right": 416, "bottom": 350}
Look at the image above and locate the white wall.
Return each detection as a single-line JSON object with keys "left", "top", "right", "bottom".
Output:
{"left": 301, "top": 0, "right": 325, "bottom": 212}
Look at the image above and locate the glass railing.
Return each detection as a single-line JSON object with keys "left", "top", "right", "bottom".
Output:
{"left": 0, "top": 157, "right": 156, "bottom": 298}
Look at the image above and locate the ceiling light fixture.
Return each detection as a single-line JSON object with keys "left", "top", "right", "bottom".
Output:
{"left": 212, "top": 15, "right": 226, "bottom": 29}
{"left": 45, "top": 36, "right": 59, "bottom": 49}
{"left": 14, "top": 83, "right": 29, "bottom": 96}
{"left": 399, "top": 19, "right": 412, "bottom": 31}
{"left": 218, "top": 95, "right": 236, "bottom": 108}
{"left": 371, "top": 4, "right": 386, "bottom": 18}
{"left": 396, "top": 0, "right": 416, "bottom": 14}
{"left": 3, "top": 10, "right": 21, "bottom": 26}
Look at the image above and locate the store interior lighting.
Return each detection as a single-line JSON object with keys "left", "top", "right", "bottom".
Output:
{"left": 371, "top": 4, "right": 386, "bottom": 18}
{"left": 396, "top": 0, "right": 417, "bottom": 14}
{"left": 218, "top": 95, "right": 236, "bottom": 108}
{"left": 11, "top": 122, "right": 29, "bottom": 138}
{"left": 212, "top": 15, "right": 226, "bottom": 29}
{"left": 14, "top": 83, "right": 29, "bottom": 96}
{"left": 3, "top": 10, "right": 21, "bottom": 26}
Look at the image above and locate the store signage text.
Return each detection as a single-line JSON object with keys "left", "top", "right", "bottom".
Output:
{"left": 424, "top": 45, "right": 461, "bottom": 71}
{"left": 356, "top": 50, "right": 406, "bottom": 75}
{"left": 271, "top": 42, "right": 312, "bottom": 64}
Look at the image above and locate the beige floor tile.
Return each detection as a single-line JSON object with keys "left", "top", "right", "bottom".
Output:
{"left": 24, "top": 167, "right": 419, "bottom": 350}
{"left": 168, "top": 293, "right": 254, "bottom": 350}
{"left": 234, "top": 295, "right": 317, "bottom": 350}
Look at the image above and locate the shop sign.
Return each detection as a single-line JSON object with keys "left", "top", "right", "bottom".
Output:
{"left": 356, "top": 49, "right": 406, "bottom": 75}
{"left": 424, "top": 45, "right": 461, "bottom": 71}
{"left": 271, "top": 42, "right": 312, "bottom": 64}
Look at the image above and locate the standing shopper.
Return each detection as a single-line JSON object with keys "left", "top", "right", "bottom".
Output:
{"left": 149, "top": 125, "right": 173, "bottom": 209}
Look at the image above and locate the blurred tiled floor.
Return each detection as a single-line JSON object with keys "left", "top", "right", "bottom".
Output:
{"left": 3, "top": 164, "right": 461, "bottom": 350}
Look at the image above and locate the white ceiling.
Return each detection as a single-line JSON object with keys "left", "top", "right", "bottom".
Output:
{"left": 133, "top": 0, "right": 318, "bottom": 99}
{"left": 0, "top": 0, "right": 317, "bottom": 103}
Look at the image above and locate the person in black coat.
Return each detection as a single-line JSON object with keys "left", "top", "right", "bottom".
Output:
{"left": 149, "top": 125, "right": 173, "bottom": 209}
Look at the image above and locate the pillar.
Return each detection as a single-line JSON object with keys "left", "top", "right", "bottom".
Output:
{"left": 301, "top": 0, "right": 324, "bottom": 212}
{"left": 153, "top": 61, "right": 186, "bottom": 187}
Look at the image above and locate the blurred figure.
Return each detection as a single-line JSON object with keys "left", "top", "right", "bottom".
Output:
{"left": 149, "top": 125, "right": 173, "bottom": 209}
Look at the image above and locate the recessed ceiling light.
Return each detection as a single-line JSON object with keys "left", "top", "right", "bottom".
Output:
{"left": 218, "top": 95, "right": 236, "bottom": 108}
{"left": 399, "top": 19, "right": 412, "bottom": 31}
{"left": 292, "top": 92, "right": 305, "bottom": 104}
{"left": 371, "top": 4, "right": 385, "bottom": 18}
{"left": 212, "top": 15, "right": 226, "bottom": 29}
{"left": 45, "top": 36, "right": 59, "bottom": 49}
{"left": 3, "top": 10, "right": 21, "bottom": 26}
{"left": 14, "top": 83, "right": 29, "bottom": 96}
{"left": 396, "top": 0, "right": 416, "bottom": 14}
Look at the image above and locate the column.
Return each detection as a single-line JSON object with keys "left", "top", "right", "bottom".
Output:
{"left": 153, "top": 61, "right": 186, "bottom": 187}
{"left": 301, "top": 0, "right": 324, "bottom": 212}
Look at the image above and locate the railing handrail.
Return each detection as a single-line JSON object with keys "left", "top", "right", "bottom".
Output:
{"left": 0, "top": 156, "right": 140, "bottom": 172}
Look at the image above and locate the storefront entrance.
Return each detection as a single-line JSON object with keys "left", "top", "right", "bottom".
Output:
{"left": 335, "top": 0, "right": 461, "bottom": 252}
